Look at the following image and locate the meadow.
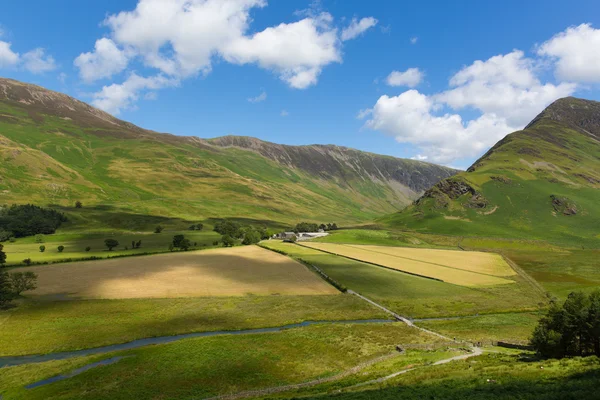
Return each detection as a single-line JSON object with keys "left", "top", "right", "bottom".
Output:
{"left": 261, "top": 241, "right": 545, "bottom": 318}
{"left": 17, "top": 246, "right": 338, "bottom": 299}
{"left": 300, "top": 242, "right": 515, "bottom": 287}
{"left": 0, "top": 295, "right": 386, "bottom": 356}
{"left": 0, "top": 323, "right": 447, "bottom": 400}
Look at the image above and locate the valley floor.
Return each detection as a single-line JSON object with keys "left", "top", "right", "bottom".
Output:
{"left": 1, "top": 228, "right": 598, "bottom": 399}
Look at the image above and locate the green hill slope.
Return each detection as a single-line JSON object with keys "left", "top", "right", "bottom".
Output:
{"left": 0, "top": 78, "right": 455, "bottom": 230}
{"left": 381, "top": 97, "right": 600, "bottom": 247}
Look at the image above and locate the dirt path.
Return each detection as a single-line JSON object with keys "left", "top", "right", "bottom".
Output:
{"left": 201, "top": 347, "right": 483, "bottom": 400}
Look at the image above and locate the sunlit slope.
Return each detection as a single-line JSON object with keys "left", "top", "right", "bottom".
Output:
{"left": 382, "top": 97, "right": 600, "bottom": 247}
{"left": 0, "top": 77, "right": 456, "bottom": 227}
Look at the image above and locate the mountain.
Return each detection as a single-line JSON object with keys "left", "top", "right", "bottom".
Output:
{"left": 381, "top": 97, "right": 600, "bottom": 247}
{"left": 0, "top": 77, "right": 456, "bottom": 230}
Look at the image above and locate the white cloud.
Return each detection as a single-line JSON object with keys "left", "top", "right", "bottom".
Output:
{"left": 247, "top": 90, "right": 267, "bottom": 103}
{"left": 411, "top": 154, "right": 427, "bottom": 161}
{"left": 0, "top": 41, "right": 19, "bottom": 67}
{"left": 340, "top": 17, "right": 378, "bottom": 41}
{"left": 0, "top": 41, "right": 56, "bottom": 73}
{"left": 280, "top": 109, "right": 289, "bottom": 117}
{"left": 436, "top": 50, "right": 575, "bottom": 127}
{"left": 538, "top": 23, "right": 600, "bottom": 83}
{"left": 74, "top": 38, "right": 129, "bottom": 82}
{"left": 365, "top": 49, "right": 577, "bottom": 165}
{"left": 58, "top": 72, "right": 67, "bottom": 83}
{"left": 410, "top": 36, "right": 418, "bottom": 44}
{"left": 92, "top": 73, "right": 179, "bottom": 115}
{"left": 21, "top": 48, "right": 57, "bottom": 74}
{"left": 356, "top": 108, "right": 372, "bottom": 119}
{"left": 386, "top": 68, "right": 423, "bottom": 88}
{"left": 222, "top": 13, "right": 341, "bottom": 89}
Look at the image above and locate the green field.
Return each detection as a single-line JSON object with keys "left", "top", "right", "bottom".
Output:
{"left": 0, "top": 323, "right": 444, "bottom": 400}
{"left": 0, "top": 295, "right": 386, "bottom": 356}
{"left": 417, "top": 312, "right": 541, "bottom": 344}
{"left": 261, "top": 241, "right": 546, "bottom": 318}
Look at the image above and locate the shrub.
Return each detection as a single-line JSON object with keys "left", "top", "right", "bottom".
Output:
{"left": 242, "top": 229, "right": 261, "bottom": 245}
{"left": 221, "top": 235, "right": 235, "bottom": 247}
{"left": 23, "top": 258, "right": 32, "bottom": 266}
{"left": 154, "top": 225, "right": 164, "bottom": 234}
{"left": 57, "top": 245, "right": 65, "bottom": 253}
{"left": 34, "top": 234, "right": 45, "bottom": 243}
{"left": 136, "top": 240, "right": 142, "bottom": 249}
{"left": 9, "top": 271, "right": 37, "bottom": 295}
{"left": 0, "top": 244, "right": 5, "bottom": 265}
{"left": 39, "top": 245, "right": 46, "bottom": 253}
{"left": 75, "top": 201, "right": 82, "bottom": 208}
{"left": 85, "top": 246, "right": 91, "bottom": 252}
{"left": 104, "top": 239, "right": 119, "bottom": 251}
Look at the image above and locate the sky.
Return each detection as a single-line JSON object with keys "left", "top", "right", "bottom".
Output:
{"left": 1, "top": 0, "right": 600, "bottom": 169}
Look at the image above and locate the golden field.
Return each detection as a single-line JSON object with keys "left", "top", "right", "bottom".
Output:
{"left": 18, "top": 246, "right": 339, "bottom": 299}
{"left": 300, "top": 242, "right": 515, "bottom": 287}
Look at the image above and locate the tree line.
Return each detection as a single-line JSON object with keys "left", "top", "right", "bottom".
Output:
{"left": 213, "top": 221, "right": 274, "bottom": 247}
{"left": 532, "top": 291, "right": 600, "bottom": 358}
{"left": 293, "top": 222, "right": 338, "bottom": 233}
{"left": 0, "top": 204, "right": 67, "bottom": 240}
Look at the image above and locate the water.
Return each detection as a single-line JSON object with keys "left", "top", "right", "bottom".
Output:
{"left": 0, "top": 319, "right": 395, "bottom": 368}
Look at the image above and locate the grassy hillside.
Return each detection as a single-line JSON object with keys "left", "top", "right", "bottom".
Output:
{"left": 381, "top": 97, "right": 600, "bottom": 248}
{"left": 0, "top": 78, "right": 455, "bottom": 232}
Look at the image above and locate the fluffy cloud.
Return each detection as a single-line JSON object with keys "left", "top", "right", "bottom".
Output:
{"left": 0, "top": 41, "right": 56, "bottom": 73}
{"left": 0, "top": 41, "right": 19, "bottom": 67}
{"left": 248, "top": 90, "right": 267, "bottom": 103}
{"left": 340, "top": 17, "right": 378, "bottom": 41}
{"left": 76, "top": 0, "right": 377, "bottom": 112}
{"left": 410, "top": 36, "right": 418, "bottom": 44}
{"left": 365, "top": 50, "right": 577, "bottom": 165}
{"left": 21, "top": 48, "right": 56, "bottom": 74}
{"left": 386, "top": 68, "right": 423, "bottom": 88}
{"left": 538, "top": 23, "right": 600, "bottom": 83}
{"left": 92, "top": 73, "right": 179, "bottom": 115}
{"left": 74, "top": 38, "right": 129, "bottom": 82}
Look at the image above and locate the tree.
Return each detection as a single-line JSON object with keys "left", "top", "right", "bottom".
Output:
{"left": 0, "top": 244, "right": 6, "bottom": 265}
{"left": 214, "top": 221, "right": 242, "bottom": 238}
{"left": 75, "top": 201, "right": 82, "bottom": 208}
{"left": 39, "top": 245, "right": 45, "bottom": 253}
{"left": 0, "top": 229, "right": 13, "bottom": 242}
{"left": 154, "top": 225, "right": 164, "bottom": 234}
{"left": 85, "top": 246, "right": 91, "bottom": 252}
{"left": 196, "top": 223, "right": 204, "bottom": 231}
{"left": 136, "top": 240, "right": 142, "bottom": 249}
{"left": 132, "top": 240, "right": 136, "bottom": 249}
{"left": 0, "top": 271, "right": 15, "bottom": 308}
{"left": 331, "top": 223, "right": 338, "bottom": 230}
{"left": 172, "top": 235, "right": 191, "bottom": 251}
{"left": 34, "top": 234, "right": 44, "bottom": 243}
{"left": 104, "top": 239, "right": 119, "bottom": 251}
{"left": 319, "top": 224, "right": 327, "bottom": 231}
{"left": 242, "top": 229, "right": 261, "bottom": 245}
{"left": 22, "top": 258, "right": 32, "bottom": 266}
{"left": 221, "top": 235, "right": 235, "bottom": 247}
{"left": 532, "top": 291, "right": 600, "bottom": 358}
{"left": 57, "top": 245, "right": 65, "bottom": 253}
{"left": 9, "top": 271, "right": 37, "bottom": 295}
{"left": 189, "top": 225, "right": 196, "bottom": 231}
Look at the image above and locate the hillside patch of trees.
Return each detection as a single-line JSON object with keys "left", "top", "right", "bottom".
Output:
{"left": 293, "top": 222, "right": 339, "bottom": 233}
{"left": 0, "top": 204, "right": 67, "bottom": 239}
{"left": 532, "top": 291, "right": 600, "bottom": 358}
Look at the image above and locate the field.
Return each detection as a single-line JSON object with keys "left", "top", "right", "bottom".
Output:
{"left": 300, "top": 242, "right": 515, "bottom": 287}
{"left": 0, "top": 323, "right": 448, "bottom": 400}
{"left": 16, "top": 246, "right": 338, "bottom": 299}
{"left": 1, "top": 229, "right": 222, "bottom": 265}
{"left": 261, "top": 241, "right": 545, "bottom": 318}
{"left": 0, "top": 295, "right": 386, "bottom": 356}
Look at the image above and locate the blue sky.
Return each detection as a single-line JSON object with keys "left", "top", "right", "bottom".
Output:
{"left": 1, "top": 0, "right": 600, "bottom": 168}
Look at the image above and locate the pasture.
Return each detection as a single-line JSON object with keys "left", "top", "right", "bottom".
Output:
{"left": 17, "top": 246, "right": 338, "bottom": 299}
{"left": 301, "top": 242, "right": 515, "bottom": 287}
{"left": 261, "top": 241, "right": 545, "bottom": 318}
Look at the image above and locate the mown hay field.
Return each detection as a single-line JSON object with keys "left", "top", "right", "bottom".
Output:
{"left": 301, "top": 242, "right": 515, "bottom": 287}
{"left": 18, "top": 246, "right": 338, "bottom": 299}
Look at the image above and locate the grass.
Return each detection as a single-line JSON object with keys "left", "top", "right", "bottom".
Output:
{"left": 504, "top": 249, "right": 600, "bottom": 299}
{"left": 0, "top": 323, "right": 443, "bottom": 400}
{"left": 417, "top": 312, "right": 541, "bottom": 344}
{"left": 300, "top": 353, "right": 600, "bottom": 400}
{"left": 312, "top": 229, "right": 452, "bottom": 249}
{"left": 0, "top": 295, "right": 387, "bottom": 356}
{"left": 261, "top": 241, "right": 546, "bottom": 318}
{"left": 2, "top": 229, "right": 221, "bottom": 265}
{"left": 17, "top": 246, "right": 338, "bottom": 299}
{"left": 301, "top": 242, "right": 515, "bottom": 286}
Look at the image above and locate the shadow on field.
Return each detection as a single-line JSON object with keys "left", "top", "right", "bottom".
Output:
{"left": 302, "top": 366, "right": 600, "bottom": 400}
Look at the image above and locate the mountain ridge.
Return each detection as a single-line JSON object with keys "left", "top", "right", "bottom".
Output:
{"left": 0, "top": 77, "right": 456, "bottom": 228}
